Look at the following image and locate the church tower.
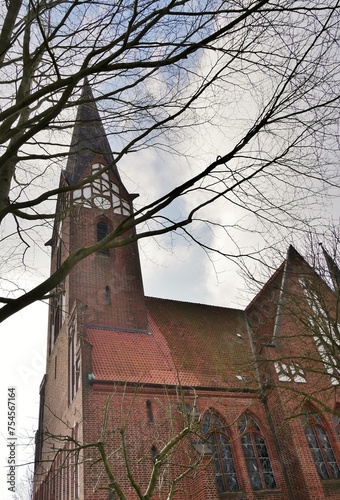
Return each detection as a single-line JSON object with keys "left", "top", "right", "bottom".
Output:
{"left": 58, "top": 80, "right": 148, "bottom": 334}
{"left": 34, "top": 82, "right": 149, "bottom": 499}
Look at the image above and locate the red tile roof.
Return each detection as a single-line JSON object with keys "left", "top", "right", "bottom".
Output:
{"left": 86, "top": 297, "right": 257, "bottom": 389}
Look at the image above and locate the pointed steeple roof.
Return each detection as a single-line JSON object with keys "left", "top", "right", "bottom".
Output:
{"left": 65, "top": 79, "right": 121, "bottom": 184}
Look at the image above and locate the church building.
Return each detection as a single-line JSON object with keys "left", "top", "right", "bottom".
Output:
{"left": 33, "top": 84, "right": 340, "bottom": 500}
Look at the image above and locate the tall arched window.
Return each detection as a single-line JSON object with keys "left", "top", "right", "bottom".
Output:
{"left": 97, "top": 220, "right": 109, "bottom": 255}
{"left": 202, "top": 411, "right": 240, "bottom": 493}
{"left": 302, "top": 406, "right": 340, "bottom": 479}
{"left": 239, "top": 413, "right": 276, "bottom": 491}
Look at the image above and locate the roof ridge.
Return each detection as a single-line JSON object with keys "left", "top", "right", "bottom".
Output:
{"left": 145, "top": 295, "right": 243, "bottom": 311}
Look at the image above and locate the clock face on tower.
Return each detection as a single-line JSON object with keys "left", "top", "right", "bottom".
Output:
{"left": 93, "top": 195, "right": 111, "bottom": 210}
{"left": 72, "top": 163, "right": 132, "bottom": 215}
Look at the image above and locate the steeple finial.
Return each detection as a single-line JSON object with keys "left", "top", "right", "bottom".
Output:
{"left": 65, "top": 80, "right": 120, "bottom": 184}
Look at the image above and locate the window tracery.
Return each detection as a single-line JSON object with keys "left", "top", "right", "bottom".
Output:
{"left": 299, "top": 278, "right": 340, "bottom": 385}
{"left": 274, "top": 361, "right": 306, "bottom": 383}
{"left": 239, "top": 413, "right": 276, "bottom": 491}
{"left": 202, "top": 411, "right": 240, "bottom": 493}
{"left": 302, "top": 406, "right": 340, "bottom": 479}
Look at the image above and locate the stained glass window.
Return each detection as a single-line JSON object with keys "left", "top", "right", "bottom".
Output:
{"left": 303, "top": 406, "right": 340, "bottom": 479}
{"left": 202, "top": 412, "right": 240, "bottom": 493}
{"left": 239, "top": 413, "right": 276, "bottom": 490}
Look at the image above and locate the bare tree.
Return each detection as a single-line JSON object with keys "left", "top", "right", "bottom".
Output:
{"left": 245, "top": 232, "right": 340, "bottom": 419}
{"left": 34, "top": 388, "right": 207, "bottom": 500}
{"left": 1, "top": 1, "right": 339, "bottom": 322}
{"left": 13, "top": 468, "right": 34, "bottom": 500}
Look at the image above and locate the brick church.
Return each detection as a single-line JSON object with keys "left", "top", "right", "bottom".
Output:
{"left": 33, "top": 84, "right": 340, "bottom": 499}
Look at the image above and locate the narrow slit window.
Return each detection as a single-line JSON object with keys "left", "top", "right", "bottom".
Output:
{"left": 97, "top": 221, "right": 109, "bottom": 255}
{"left": 54, "top": 305, "right": 61, "bottom": 340}
{"left": 202, "top": 411, "right": 240, "bottom": 493}
{"left": 146, "top": 400, "right": 153, "bottom": 423}
{"left": 68, "top": 320, "right": 80, "bottom": 404}
{"left": 105, "top": 286, "right": 111, "bottom": 305}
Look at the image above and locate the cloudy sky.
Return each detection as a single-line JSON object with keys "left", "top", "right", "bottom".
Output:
{"left": 0, "top": 149, "right": 252, "bottom": 498}
{"left": 1, "top": 58, "right": 340, "bottom": 500}
{"left": 1, "top": 143, "right": 339, "bottom": 497}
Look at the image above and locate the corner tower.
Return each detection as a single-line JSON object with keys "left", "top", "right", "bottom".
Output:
{"left": 58, "top": 81, "right": 148, "bottom": 333}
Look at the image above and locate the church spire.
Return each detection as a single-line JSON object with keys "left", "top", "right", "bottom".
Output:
{"left": 58, "top": 79, "right": 148, "bottom": 332}
{"left": 65, "top": 79, "right": 120, "bottom": 184}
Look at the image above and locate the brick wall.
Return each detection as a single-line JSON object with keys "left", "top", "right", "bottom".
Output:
{"left": 247, "top": 247, "right": 340, "bottom": 500}
{"left": 67, "top": 160, "right": 148, "bottom": 332}
{"left": 80, "top": 384, "right": 290, "bottom": 499}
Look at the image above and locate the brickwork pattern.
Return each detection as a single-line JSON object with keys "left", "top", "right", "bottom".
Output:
{"left": 33, "top": 95, "right": 340, "bottom": 499}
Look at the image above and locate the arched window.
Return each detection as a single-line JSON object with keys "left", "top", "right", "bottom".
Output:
{"left": 202, "top": 411, "right": 240, "bottom": 493}
{"left": 97, "top": 220, "right": 109, "bottom": 255}
{"left": 239, "top": 413, "right": 276, "bottom": 490}
{"left": 302, "top": 406, "right": 340, "bottom": 479}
